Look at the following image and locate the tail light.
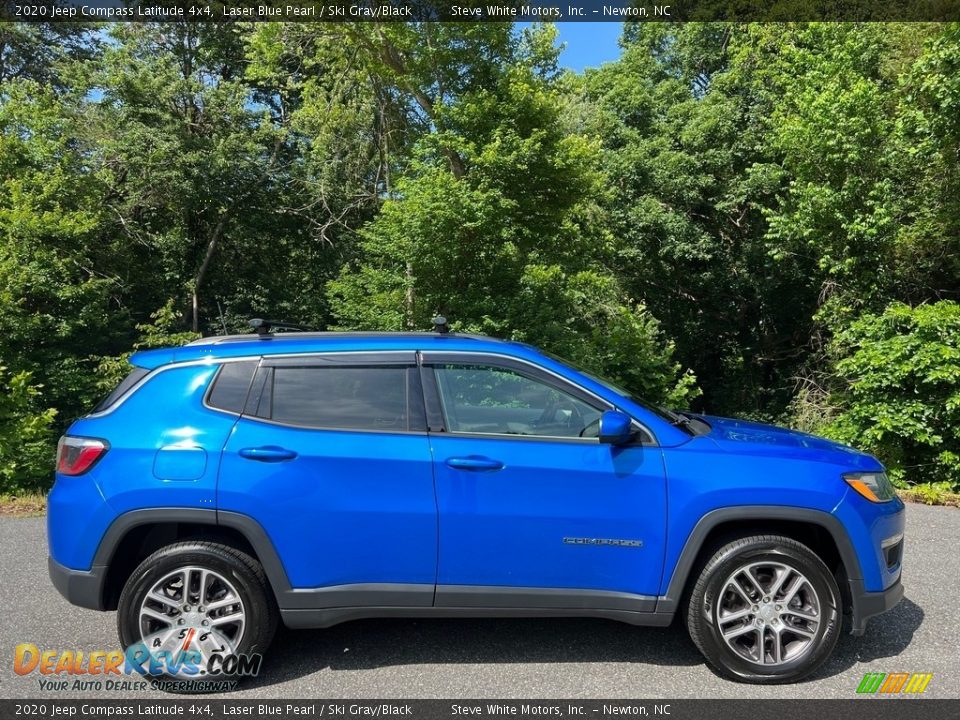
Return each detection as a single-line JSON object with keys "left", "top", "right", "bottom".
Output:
{"left": 56, "top": 436, "right": 109, "bottom": 476}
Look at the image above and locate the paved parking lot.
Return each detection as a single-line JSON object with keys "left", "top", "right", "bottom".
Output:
{"left": 1, "top": 502, "right": 956, "bottom": 699}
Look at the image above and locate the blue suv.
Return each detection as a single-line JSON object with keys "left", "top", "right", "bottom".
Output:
{"left": 48, "top": 324, "right": 905, "bottom": 684}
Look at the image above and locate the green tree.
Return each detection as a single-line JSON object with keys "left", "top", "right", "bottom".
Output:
{"left": 329, "top": 23, "right": 696, "bottom": 405}
{"left": 91, "top": 23, "right": 298, "bottom": 333}
{"left": 0, "top": 366, "right": 57, "bottom": 494}
{"left": 0, "top": 22, "right": 100, "bottom": 91}
{"left": 580, "top": 24, "right": 803, "bottom": 416}
{"left": 1, "top": 20, "right": 958, "bottom": 496}
{"left": 581, "top": 22, "right": 959, "bottom": 427}
{"left": 0, "top": 78, "right": 117, "bottom": 421}
{"left": 825, "top": 302, "right": 960, "bottom": 490}
{"left": 764, "top": 24, "right": 959, "bottom": 435}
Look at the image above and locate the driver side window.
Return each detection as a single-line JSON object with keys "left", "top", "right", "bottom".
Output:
{"left": 433, "top": 364, "right": 603, "bottom": 439}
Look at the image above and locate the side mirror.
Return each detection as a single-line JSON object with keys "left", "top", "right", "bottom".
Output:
{"left": 599, "top": 410, "right": 634, "bottom": 445}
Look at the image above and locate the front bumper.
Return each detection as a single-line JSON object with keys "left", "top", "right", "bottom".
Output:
{"left": 848, "top": 576, "right": 904, "bottom": 636}
{"left": 48, "top": 556, "right": 107, "bottom": 611}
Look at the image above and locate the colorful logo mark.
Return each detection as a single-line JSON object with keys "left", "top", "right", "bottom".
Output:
{"left": 856, "top": 672, "right": 933, "bottom": 694}
{"left": 14, "top": 642, "right": 262, "bottom": 680}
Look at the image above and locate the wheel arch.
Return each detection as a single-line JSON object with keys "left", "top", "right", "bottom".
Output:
{"left": 95, "top": 509, "right": 291, "bottom": 610}
{"left": 657, "top": 506, "right": 862, "bottom": 616}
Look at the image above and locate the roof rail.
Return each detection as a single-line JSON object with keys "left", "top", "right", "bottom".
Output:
{"left": 181, "top": 315, "right": 496, "bottom": 346}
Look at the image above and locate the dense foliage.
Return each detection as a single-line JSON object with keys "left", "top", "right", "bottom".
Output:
{"left": 825, "top": 302, "right": 960, "bottom": 490}
{"left": 0, "top": 366, "right": 57, "bottom": 493}
{"left": 1, "top": 21, "right": 958, "bottom": 493}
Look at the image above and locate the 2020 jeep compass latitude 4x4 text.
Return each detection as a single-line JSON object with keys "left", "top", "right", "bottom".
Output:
{"left": 48, "top": 326, "right": 905, "bottom": 684}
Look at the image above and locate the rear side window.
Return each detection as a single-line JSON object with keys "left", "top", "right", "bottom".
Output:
{"left": 257, "top": 366, "right": 419, "bottom": 432}
{"left": 91, "top": 367, "right": 149, "bottom": 413}
{"left": 206, "top": 361, "right": 258, "bottom": 413}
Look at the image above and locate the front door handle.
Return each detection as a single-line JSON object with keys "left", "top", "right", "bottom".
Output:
{"left": 238, "top": 446, "right": 298, "bottom": 463}
{"left": 445, "top": 456, "right": 504, "bottom": 471}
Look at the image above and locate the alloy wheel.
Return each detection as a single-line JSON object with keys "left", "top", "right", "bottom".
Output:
{"left": 715, "top": 560, "right": 821, "bottom": 666}
{"left": 138, "top": 565, "right": 245, "bottom": 672}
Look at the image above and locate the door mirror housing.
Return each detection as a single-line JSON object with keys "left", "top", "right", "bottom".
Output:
{"left": 599, "top": 410, "right": 634, "bottom": 445}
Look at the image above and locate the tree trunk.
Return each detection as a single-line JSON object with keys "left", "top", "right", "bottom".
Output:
{"left": 191, "top": 214, "right": 228, "bottom": 333}
{"left": 349, "top": 25, "right": 466, "bottom": 180}
{"left": 189, "top": 136, "right": 284, "bottom": 332}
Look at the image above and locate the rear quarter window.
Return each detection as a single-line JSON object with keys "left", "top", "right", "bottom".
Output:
{"left": 91, "top": 367, "right": 150, "bottom": 413}
{"left": 206, "top": 361, "right": 258, "bottom": 413}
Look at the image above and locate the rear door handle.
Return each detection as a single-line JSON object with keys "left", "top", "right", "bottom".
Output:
{"left": 238, "top": 446, "right": 298, "bottom": 463}
{"left": 445, "top": 456, "right": 504, "bottom": 471}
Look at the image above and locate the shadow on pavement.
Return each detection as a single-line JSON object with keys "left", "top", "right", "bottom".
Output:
{"left": 244, "top": 616, "right": 703, "bottom": 689}
{"left": 822, "top": 595, "right": 924, "bottom": 671}
{"left": 245, "top": 594, "right": 923, "bottom": 690}
{"left": 693, "top": 596, "right": 924, "bottom": 684}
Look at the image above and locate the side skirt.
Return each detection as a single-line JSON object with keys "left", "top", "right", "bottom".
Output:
{"left": 282, "top": 606, "right": 674, "bottom": 629}
{"left": 278, "top": 584, "right": 672, "bottom": 629}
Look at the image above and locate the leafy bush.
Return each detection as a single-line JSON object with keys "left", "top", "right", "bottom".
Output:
{"left": 0, "top": 367, "right": 57, "bottom": 494}
{"left": 825, "top": 301, "right": 960, "bottom": 490}
{"left": 507, "top": 265, "right": 699, "bottom": 408}
{"left": 908, "top": 482, "right": 957, "bottom": 506}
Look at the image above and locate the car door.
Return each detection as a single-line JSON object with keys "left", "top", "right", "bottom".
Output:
{"left": 216, "top": 351, "right": 437, "bottom": 608}
{"left": 422, "top": 352, "right": 667, "bottom": 610}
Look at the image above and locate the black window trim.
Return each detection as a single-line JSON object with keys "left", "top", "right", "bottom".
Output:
{"left": 261, "top": 351, "right": 417, "bottom": 368}
{"left": 419, "top": 351, "right": 658, "bottom": 446}
{"left": 243, "top": 364, "right": 273, "bottom": 419}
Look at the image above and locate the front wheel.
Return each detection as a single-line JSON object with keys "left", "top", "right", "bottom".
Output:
{"left": 686, "top": 535, "right": 842, "bottom": 683}
{"left": 117, "top": 541, "right": 277, "bottom": 691}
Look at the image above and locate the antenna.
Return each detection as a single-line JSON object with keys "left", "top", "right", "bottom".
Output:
{"left": 432, "top": 315, "right": 450, "bottom": 334}
{"left": 217, "top": 301, "right": 228, "bottom": 336}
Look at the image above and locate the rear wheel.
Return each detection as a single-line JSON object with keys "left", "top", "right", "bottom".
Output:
{"left": 117, "top": 541, "right": 277, "bottom": 692}
{"left": 686, "top": 535, "right": 841, "bottom": 683}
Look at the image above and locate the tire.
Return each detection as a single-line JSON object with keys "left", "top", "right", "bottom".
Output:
{"left": 686, "top": 534, "right": 841, "bottom": 684}
{"left": 117, "top": 541, "right": 277, "bottom": 693}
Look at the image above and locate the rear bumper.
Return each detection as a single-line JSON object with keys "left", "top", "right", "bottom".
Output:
{"left": 848, "top": 576, "right": 904, "bottom": 636}
{"left": 48, "top": 556, "right": 107, "bottom": 611}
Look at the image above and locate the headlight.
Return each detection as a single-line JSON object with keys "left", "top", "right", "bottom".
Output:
{"left": 843, "top": 471, "right": 896, "bottom": 502}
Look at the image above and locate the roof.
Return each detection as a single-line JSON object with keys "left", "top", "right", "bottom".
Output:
{"left": 130, "top": 331, "right": 518, "bottom": 369}
{"left": 121, "top": 329, "right": 696, "bottom": 447}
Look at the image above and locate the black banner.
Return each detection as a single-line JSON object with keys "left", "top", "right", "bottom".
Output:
{"left": 2, "top": 0, "right": 960, "bottom": 22}
{"left": 1, "top": 700, "right": 958, "bottom": 720}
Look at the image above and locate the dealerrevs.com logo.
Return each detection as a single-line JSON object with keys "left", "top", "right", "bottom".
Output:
{"left": 856, "top": 672, "right": 934, "bottom": 695}
{"left": 14, "top": 642, "right": 262, "bottom": 693}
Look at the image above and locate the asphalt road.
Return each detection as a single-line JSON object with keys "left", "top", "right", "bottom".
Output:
{"left": 1, "top": 503, "right": 956, "bottom": 700}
